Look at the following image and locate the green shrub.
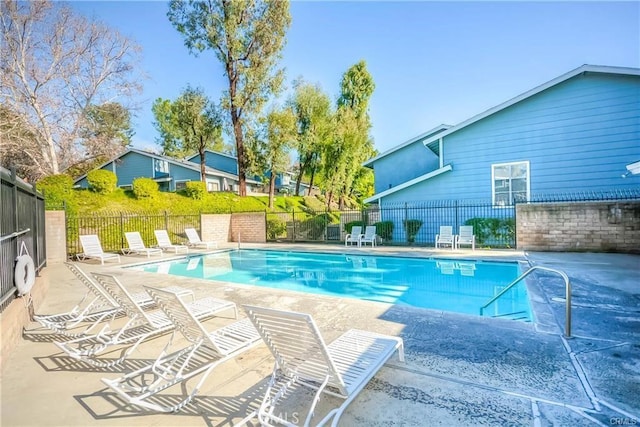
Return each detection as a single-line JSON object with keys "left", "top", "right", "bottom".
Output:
{"left": 87, "top": 169, "right": 117, "bottom": 194}
{"left": 374, "top": 221, "right": 394, "bottom": 241}
{"left": 465, "top": 217, "right": 515, "bottom": 247}
{"left": 267, "top": 217, "right": 287, "bottom": 240}
{"left": 344, "top": 220, "right": 364, "bottom": 233}
{"left": 403, "top": 219, "right": 423, "bottom": 243}
{"left": 184, "top": 181, "right": 206, "bottom": 199}
{"left": 303, "top": 213, "right": 330, "bottom": 239}
{"left": 132, "top": 177, "right": 159, "bottom": 199}
{"left": 36, "top": 174, "right": 74, "bottom": 209}
{"left": 284, "top": 198, "right": 296, "bottom": 211}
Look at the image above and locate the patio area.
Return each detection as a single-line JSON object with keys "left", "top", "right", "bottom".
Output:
{"left": 1, "top": 244, "right": 638, "bottom": 426}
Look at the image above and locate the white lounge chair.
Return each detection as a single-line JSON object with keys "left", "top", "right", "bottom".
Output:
{"left": 78, "top": 234, "right": 120, "bottom": 264}
{"left": 435, "top": 226, "right": 455, "bottom": 250}
{"left": 360, "top": 226, "right": 378, "bottom": 247}
{"left": 102, "top": 286, "right": 261, "bottom": 413}
{"left": 32, "top": 262, "right": 136, "bottom": 337}
{"left": 238, "top": 305, "right": 404, "bottom": 427}
{"left": 123, "top": 231, "right": 163, "bottom": 258}
{"left": 154, "top": 229, "right": 189, "bottom": 253}
{"left": 344, "top": 225, "right": 363, "bottom": 247}
{"left": 455, "top": 226, "right": 476, "bottom": 250}
{"left": 185, "top": 227, "right": 218, "bottom": 249}
{"left": 54, "top": 273, "right": 235, "bottom": 367}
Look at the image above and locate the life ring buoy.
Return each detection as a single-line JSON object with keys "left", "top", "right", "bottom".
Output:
{"left": 15, "top": 255, "right": 36, "bottom": 296}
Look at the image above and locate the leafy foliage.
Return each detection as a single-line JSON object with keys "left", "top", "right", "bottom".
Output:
{"left": 132, "top": 177, "right": 159, "bottom": 199}
{"left": 266, "top": 217, "right": 287, "bottom": 240}
{"left": 345, "top": 220, "right": 364, "bottom": 233}
{"left": 168, "top": 0, "right": 292, "bottom": 196}
{"left": 86, "top": 170, "right": 117, "bottom": 194}
{"left": 465, "top": 217, "right": 515, "bottom": 247}
{"left": 184, "top": 181, "right": 206, "bottom": 200}
{"left": 36, "top": 174, "right": 74, "bottom": 209}
{"left": 374, "top": 221, "right": 394, "bottom": 241}
{"left": 403, "top": 219, "right": 423, "bottom": 243}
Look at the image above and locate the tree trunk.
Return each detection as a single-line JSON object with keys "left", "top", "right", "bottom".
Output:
{"left": 295, "top": 153, "right": 311, "bottom": 196}
{"left": 268, "top": 172, "right": 276, "bottom": 209}
{"left": 308, "top": 165, "right": 316, "bottom": 196}
{"left": 199, "top": 138, "right": 206, "bottom": 183}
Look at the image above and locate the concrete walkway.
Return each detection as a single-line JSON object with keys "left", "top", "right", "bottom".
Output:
{"left": 1, "top": 244, "right": 638, "bottom": 426}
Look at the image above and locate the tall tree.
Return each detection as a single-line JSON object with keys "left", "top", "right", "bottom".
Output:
{"left": 168, "top": 0, "right": 291, "bottom": 196}
{"left": 324, "top": 61, "right": 375, "bottom": 209}
{"left": 0, "top": 0, "right": 143, "bottom": 181}
{"left": 289, "top": 80, "right": 333, "bottom": 196}
{"left": 152, "top": 86, "right": 224, "bottom": 182}
{"left": 0, "top": 105, "right": 41, "bottom": 182}
{"left": 65, "top": 102, "right": 134, "bottom": 178}
{"left": 252, "top": 106, "right": 296, "bottom": 208}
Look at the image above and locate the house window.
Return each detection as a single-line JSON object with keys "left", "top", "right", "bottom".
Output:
{"left": 492, "top": 161, "right": 529, "bottom": 206}
{"left": 154, "top": 159, "right": 169, "bottom": 178}
{"left": 119, "top": 185, "right": 133, "bottom": 190}
{"left": 175, "top": 180, "right": 189, "bottom": 191}
{"left": 207, "top": 181, "right": 219, "bottom": 192}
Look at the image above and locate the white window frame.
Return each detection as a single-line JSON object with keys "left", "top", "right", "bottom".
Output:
{"left": 175, "top": 180, "right": 190, "bottom": 191}
{"left": 153, "top": 159, "right": 169, "bottom": 178}
{"left": 491, "top": 161, "right": 530, "bottom": 207}
{"left": 119, "top": 184, "right": 133, "bottom": 190}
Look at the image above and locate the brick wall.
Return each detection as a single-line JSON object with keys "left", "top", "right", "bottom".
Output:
{"left": 200, "top": 214, "right": 232, "bottom": 243}
{"left": 517, "top": 201, "right": 640, "bottom": 253}
{"left": 230, "top": 212, "right": 266, "bottom": 243}
{"left": 45, "top": 210, "right": 67, "bottom": 263}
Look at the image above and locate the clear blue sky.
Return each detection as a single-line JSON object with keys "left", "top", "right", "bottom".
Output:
{"left": 70, "top": 1, "right": 640, "bottom": 155}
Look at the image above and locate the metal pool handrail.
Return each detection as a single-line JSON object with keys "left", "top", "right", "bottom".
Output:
{"left": 480, "top": 266, "right": 572, "bottom": 338}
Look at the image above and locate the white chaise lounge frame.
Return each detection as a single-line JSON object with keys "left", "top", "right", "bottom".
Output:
{"left": 184, "top": 228, "right": 218, "bottom": 249}
{"left": 154, "top": 229, "right": 189, "bottom": 253}
{"left": 344, "top": 225, "right": 363, "bottom": 247}
{"left": 124, "top": 232, "right": 163, "bottom": 258}
{"left": 33, "top": 262, "right": 155, "bottom": 337}
{"left": 435, "top": 226, "right": 455, "bottom": 250}
{"left": 54, "top": 273, "right": 235, "bottom": 367}
{"left": 101, "top": 286, "right": 260, "bottom": 413}
{"left": 239, "top": 305, "right": 404, "bottom": 427}
{"left": 455, "top": 225, "right": 476, "bottom": 250}
{"left": 360, "top": 225, "right": 378, "bottom": 247}
{"left": 78, "top": 234, "right": 121, "bottom": 264}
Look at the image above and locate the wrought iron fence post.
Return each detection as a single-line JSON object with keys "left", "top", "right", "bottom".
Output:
{"left": 292, "top": 209, "right": 296, "bottom": 243}
{"left": 120, "top": 212, "right": 125, "bottom": 249}
{"left": 164, "top": 210, "right": 169, "bottom": 232}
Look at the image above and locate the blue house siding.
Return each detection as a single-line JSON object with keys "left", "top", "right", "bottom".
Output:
{"left": 366, "top": 67, "right": 640, "bottom": 246}
{"left": 188, "top": 151, "right": 238, "bottom": 175}
{"left": 381, "top": 73, "right": 640, "bottom": 205}
{"left": 372, "top": 141, "right": 439, "bottom": 194}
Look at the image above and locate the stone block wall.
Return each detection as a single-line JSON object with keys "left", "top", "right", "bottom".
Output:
{"left": 230, "top": 212, "right": 266, "bottom": 243}
{"left": 517, "top": 201, "right": 640, "bottom": 253}
{"left": 45, "top": 210, "right": 67, "bottom": 263}
{"left": 201, "top": 214, "right": 232, "bottom": 243}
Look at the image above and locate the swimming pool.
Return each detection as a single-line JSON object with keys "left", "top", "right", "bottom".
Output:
{"left": 128, "top": 249, "right": 531, "bottom": 321}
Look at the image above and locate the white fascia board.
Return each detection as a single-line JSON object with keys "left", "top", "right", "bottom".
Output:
{"left": 364, "top": 164, "right": 453, "bottom": 203}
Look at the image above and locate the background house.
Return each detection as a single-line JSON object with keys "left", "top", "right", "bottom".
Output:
{"left": 363, "top": 65, "right": 640, "bottom": 244}
{"left": 74, "top": 148, "right": 259, "bottom": 193}
{"left": 186, "top": 150, "right": 262, "bottom": 192}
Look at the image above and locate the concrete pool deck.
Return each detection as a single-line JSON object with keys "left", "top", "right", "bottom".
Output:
{"left": 1, "top": 244, "right": 638, "bottom": 426}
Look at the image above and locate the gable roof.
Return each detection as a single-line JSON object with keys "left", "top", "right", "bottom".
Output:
{"left": 73, "top": 148, "right": 259, "bottom": 184}
{"left": 422, "top": 64, "right": 640, "bottom": 153}
{"left": 363, "top": 165, "right": 453, "bottom": 203}
{"left": 363, "top": 124, "right": 451, "bottom": 167}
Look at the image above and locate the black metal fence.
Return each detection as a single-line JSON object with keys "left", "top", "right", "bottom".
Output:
{"left": 0, "top": 167, "right": 46, "bottom": 312}
{"left": 266, "top": 200, "right": 516, "bottom": 248}
{"left": 65, "top": 211, "right": 200, "bottom": 257}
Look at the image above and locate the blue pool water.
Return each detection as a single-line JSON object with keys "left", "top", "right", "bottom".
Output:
{"left": 128, "top": 249, "right": 531, "bottom": 321}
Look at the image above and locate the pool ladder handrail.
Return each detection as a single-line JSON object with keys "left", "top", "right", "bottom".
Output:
{"left": 479, "top": 266, "right": 572, "bottom": 338}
